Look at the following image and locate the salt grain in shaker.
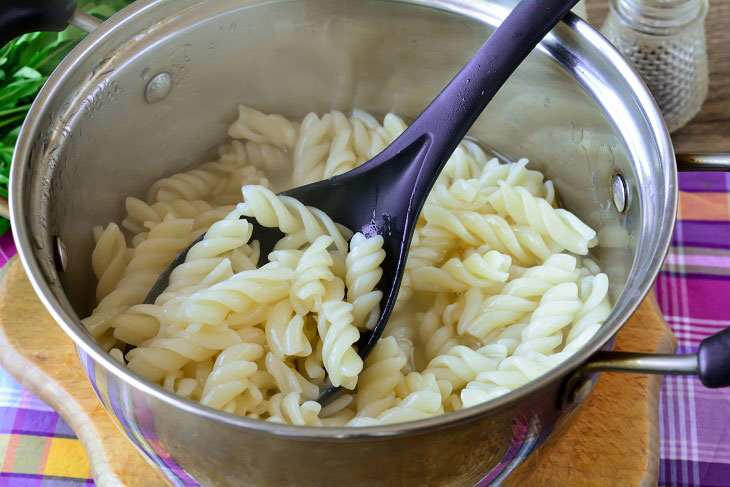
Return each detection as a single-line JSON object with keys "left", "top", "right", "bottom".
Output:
{"left": 601, "top": 0, "right": 709, "bottom": 132}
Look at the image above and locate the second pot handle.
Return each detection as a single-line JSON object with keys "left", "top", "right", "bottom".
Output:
{"left": 0, "top": 0, "right": 77, "bottom": 47}
{"left": 570, "top": 325, "right": 730, "bottom": 390}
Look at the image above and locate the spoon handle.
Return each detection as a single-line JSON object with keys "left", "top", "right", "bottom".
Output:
{"left": 315, "top": 0, "right": 584, "bottom": 404}
{"left": 377, "top": 0, "right": 581, "bottom": 219}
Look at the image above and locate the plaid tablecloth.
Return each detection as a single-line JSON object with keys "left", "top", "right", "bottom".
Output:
{"left": 0, "top": 172, "right": 728, "bottom": 486}
{"left": 655, "top": 172, "right": 730, "bottom": 487}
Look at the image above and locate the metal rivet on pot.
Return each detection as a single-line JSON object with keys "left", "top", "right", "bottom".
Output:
{"left": 612, "top": 173, "right": 628, "bottom": 214}
{"left": 54, "top": 236, "right": 68, "bottom": 272}
{"left": 145, "top": 72, "right": 172, "bottom": 104}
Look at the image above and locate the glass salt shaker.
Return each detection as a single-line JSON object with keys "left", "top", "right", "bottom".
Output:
{"left": 601, "top": 0, "right": 709, "bottom": 132}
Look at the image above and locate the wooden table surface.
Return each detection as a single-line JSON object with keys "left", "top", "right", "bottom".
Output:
{"left": 587, "top": 0, "right": 730, "bottom": 153}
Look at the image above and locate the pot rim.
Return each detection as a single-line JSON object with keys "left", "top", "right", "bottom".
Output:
{"left": 9, "top": 0, "right": 678, "bottom": 439}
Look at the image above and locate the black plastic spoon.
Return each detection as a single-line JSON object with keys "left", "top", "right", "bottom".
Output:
{"left": 144, "top": 0, "right": 580, "bottom": 402}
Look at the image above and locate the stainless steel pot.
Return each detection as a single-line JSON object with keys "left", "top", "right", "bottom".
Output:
{"left": 5, "top": 0, "right": 730, "bottom": 485}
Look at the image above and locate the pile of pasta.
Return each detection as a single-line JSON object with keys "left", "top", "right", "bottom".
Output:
{"left": 83, "top": 106, "right": 611, "bottom": 427}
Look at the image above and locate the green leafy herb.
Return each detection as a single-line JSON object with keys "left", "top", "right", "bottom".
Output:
{"left": 0, "top": 0, "right": 129, "bottom": 232}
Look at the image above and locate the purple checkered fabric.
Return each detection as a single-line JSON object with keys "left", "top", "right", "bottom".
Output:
{"left": 655, "top": 171, "right": 730, "bottom": 487}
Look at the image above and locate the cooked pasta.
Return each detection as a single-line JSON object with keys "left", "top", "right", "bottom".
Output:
{"left": 345, "top": 233, "right": 385, "bottom": 330}
{"left": 83, "top": 105, "right": 611, "bottom": 427}
{"left": 409, "top": 249, "right": 511, "bottom": 293}
{"left": 200, "top": 342, "right": 264, "bottom": 411}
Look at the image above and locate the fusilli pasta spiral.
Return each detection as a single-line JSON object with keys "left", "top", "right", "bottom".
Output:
{"left": 346, "top": 233, "right": 385, "bottom": 330}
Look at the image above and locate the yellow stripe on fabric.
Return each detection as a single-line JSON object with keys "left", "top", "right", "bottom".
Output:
{"left": 677, "top": 191, "right": 730, "bottom": 221}
{"left": 44, "top": 437, "right": 90, "bottom": 478}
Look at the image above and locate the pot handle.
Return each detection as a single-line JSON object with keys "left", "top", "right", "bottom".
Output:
{"left": 571, "top": 327, "right": 730, "bottom": 389}
{"left": 568, "top": 152, "right": 730, "bottom": 401}
{"left": 0, "top": 0, "right": 76, "bottom": 47}
{"left": 0, "top": 0, "right": 103, "bottom": 221}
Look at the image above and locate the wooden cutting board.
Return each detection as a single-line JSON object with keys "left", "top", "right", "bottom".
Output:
{"left": 0, "top": 256, "right": 676, "bottom": 486}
